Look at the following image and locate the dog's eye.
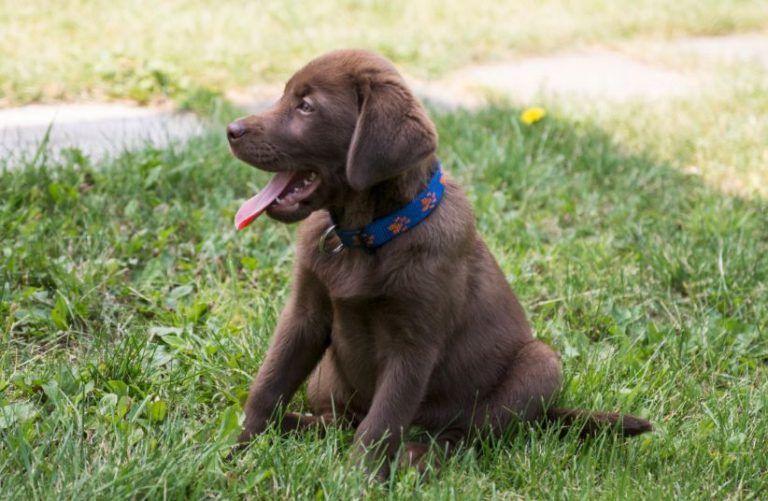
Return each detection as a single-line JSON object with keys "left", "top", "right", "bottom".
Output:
{"left": 297, "top": 99, "right": 314, "bottom": 114}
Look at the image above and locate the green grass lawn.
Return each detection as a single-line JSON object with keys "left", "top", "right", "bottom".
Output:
{"left": 3, "top": 0, "right": 768, "bottom": 105}
{"left": 2, "top": 95, "right": 767, "bottom": 497}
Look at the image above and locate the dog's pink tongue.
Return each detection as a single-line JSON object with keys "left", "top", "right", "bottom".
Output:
{"left": 235, "top": 171, "right": 295, "bottom": 230}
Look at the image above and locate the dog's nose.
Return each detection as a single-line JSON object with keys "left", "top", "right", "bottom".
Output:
{"left": 227, "top": 121, "right": 247, "bottom": 141}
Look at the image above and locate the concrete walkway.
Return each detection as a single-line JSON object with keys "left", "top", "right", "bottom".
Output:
{"left": 0, "top": 104, "right": 205, "bottom": 163}
{"left": 664, "top": 34, "right": 768, "bottom": 65}
{"left": 414, "top": 34, "right": 768, "bottom": 109}
{"left": 2, "top": 34, "right": 767, "bottom": 164}
{"left": 412, "top": 52, "right": 696, "bottom": 108}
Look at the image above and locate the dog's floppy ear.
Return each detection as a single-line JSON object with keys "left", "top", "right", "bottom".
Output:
{"left": 346, "top": 76, "right": 437, "bottom": 191}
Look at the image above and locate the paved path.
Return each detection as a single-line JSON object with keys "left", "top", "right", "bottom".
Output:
{"left": 2, "top": 34, "right": 767, "bottom": 164}
{"left": 664, "top": 34, "right": 768, "bottom": 65}
{"left": 414, "top": 34, "right": 768, "bottom": 109}
{"left": 0, "top": 104, "right": 205, "bottom": 164}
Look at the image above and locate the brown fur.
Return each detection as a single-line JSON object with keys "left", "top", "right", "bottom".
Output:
{"left": 227, "top": 50, "right": 651, "bottom": 477}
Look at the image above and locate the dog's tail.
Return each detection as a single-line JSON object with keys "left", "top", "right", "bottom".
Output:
{"left": 545, "top": 407, "right": 652, "bottom": 438}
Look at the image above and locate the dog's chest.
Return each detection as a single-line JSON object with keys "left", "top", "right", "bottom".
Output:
{"left": 327, "top": 296, "right": 412, "bottom": 397}
{"left": 310, "top": 250, "right": 398, "bottom": 300}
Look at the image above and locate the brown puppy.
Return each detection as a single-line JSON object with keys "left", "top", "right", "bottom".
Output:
{"left": 227, "top": 50, "right": 651, "bottom": 476}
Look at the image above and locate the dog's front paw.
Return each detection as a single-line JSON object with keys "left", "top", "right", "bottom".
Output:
{"left": 349, "top": 440, "right": 391, "bottom": 481}
{"left": 238, "top": 416, "right": 268, "bottom": 442}
{"left": 226, "top": 419, "right": 268, "bottom": 461}
{"left": 225, "top": 440, "right": 248, "bottom": 462}
{"left": 237, "top": 414, "right": 269, "bottom": 444}
{"left": 235, "top": 428, "right": 255, "bottom": 445}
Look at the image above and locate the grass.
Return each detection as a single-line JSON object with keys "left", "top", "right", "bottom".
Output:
{"left": 2, "top": 0, "right": 768, "bottom": 105}
{"left": 548, "top": 62, "right": 768, "bottom": 200}
{"left": 2, "top": 1, "right": 767, "bottom": 496}
{"left": 1, "top": 92, "right": 767, "bottom": 497}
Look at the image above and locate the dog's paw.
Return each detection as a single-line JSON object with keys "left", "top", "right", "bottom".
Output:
{"left": 224, "top": 423, "right": 262, "bottom": 461}
{"left": 349, "top": 441, "right": 391, "bottom": 481}
{"left": 225, "top": 441, "right": 247, "bottom": 462}
{"left": 399, "top": 442, "right": 428, "bottom": 471}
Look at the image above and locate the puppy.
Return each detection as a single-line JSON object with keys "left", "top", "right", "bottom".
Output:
{"left": 227, "top": 49, "right": 651, "bottom": 476}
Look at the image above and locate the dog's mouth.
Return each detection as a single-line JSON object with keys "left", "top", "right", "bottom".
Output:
{"left": 235, "top": 170, "right": 321, "bottom": 230}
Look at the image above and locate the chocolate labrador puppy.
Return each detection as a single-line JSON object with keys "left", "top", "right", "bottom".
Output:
{"left": 227, "top": 49, "right": 651, "bottom": 476}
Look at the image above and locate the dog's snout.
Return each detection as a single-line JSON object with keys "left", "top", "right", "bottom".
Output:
{"left": 227, "top": 121, "right": 247, "bottom": 141}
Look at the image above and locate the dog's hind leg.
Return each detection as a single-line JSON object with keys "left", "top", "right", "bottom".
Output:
{"left": 279, "top": 412, "right": 347, "bottom": 434}
{"left": 475, "top": 339, "right": 563, "bottom": 434}
{"left": 304, "top": 350, "right": 363, "bottom": 430}
{"left": 399, "top": 427, "right": 466, "bottom": 474}
{"left": 473, "top": 339, "right": 652, "bottom": 438}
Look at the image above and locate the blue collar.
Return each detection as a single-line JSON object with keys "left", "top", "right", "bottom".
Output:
{"left": 330, "top": 162, "right": 446, "bottom": 251}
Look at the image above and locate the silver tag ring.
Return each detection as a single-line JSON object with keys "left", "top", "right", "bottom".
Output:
{"left": 318, "top": 224, "right": 345, "bottom": 255}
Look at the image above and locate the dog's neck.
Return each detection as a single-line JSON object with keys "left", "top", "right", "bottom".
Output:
{"left": 330, "top": 157, "right": 436, "bottom": 230}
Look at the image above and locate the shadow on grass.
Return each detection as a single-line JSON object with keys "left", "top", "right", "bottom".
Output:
{"left": 0, "top": 104, "right": 766, "bottom": 498}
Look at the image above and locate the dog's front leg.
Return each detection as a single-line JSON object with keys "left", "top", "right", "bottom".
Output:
{"left": 238, "top": 269, "right": 331, "bottom": 443}
{"left": 351, "top": 345, "right": 439, "bottom": 479}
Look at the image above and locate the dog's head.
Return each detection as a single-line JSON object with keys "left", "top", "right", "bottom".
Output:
{"left": 228, "top": 50, "right": 437, "bottom": 227}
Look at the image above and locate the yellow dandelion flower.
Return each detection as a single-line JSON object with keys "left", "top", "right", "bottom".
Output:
{"left": 520, "top": 107, "right": 546, "bottom": 125}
